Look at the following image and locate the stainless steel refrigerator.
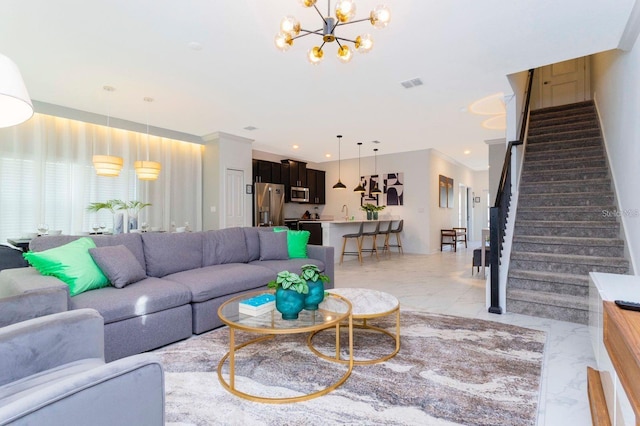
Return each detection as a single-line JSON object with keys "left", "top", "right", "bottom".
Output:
{"left": 254, "top": 182, "right": 285, "bottom": 227}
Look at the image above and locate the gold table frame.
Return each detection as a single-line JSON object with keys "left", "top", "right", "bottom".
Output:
{"left": 217, "top": 291, "right": 353, "bottom": 404}
{"left": 308, "top": 289, "right": 401, "bottom": 365}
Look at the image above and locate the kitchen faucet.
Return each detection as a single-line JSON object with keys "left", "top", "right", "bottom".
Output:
{"left": 341, "top": 204, "right": 348, "bottom": 220}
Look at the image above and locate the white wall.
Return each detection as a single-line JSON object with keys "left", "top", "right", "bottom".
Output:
{"left": 202, "top": 132, "right": 253, "bottom": 230}
{"left": 591, "top": 43, "right": 640, "bottom": 274}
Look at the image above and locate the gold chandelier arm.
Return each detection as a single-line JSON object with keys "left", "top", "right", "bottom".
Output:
{"left": 334, "top": 36, "right": 357, "bottom": 44}
{"left": 335, "top": 17, "right": 371, "bottom": 26}
{"left": 312, "top": 3, "right": 329, "bottom": 26}
{"left": 293, "top": 28, "right": 324, "bottom": 40}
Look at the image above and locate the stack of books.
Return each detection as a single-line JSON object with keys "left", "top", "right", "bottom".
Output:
{"left": 239, "top": 293, "right": 276, "bottom": 316}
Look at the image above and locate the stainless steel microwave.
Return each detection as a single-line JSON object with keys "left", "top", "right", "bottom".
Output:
{"left": 291, "top": 186, "right": 309, "bottom": 203}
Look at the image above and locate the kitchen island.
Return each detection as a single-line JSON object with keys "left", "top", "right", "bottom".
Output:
{"left": 299, "top": 218, "right": 401, "bottom": 263}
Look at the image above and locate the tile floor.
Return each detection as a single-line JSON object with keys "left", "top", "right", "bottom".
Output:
{"left": 334, "top": 245, "right": 595, "bottom": 426}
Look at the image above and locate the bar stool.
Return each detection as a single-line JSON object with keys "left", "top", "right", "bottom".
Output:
{"left": 377, "top": 221, "right": 392, "bottom": 254}
{"left": 361, "top": 221, "right": 380, "bottom": 260}
{"left": 387, "top": 220, "right": 404, "bottom": 254}
{"left": 340, "top": 222, "right": 364, "bottom": 265}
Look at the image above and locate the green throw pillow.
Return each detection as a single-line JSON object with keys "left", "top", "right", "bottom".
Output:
{"left": 275, "top": 228, "right": 310, "bottom": 259}
{"left": 23, "top": 237, "right": 109, "bottom": 296}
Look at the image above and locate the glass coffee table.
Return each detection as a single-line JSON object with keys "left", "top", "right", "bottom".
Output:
{"left": 217, "top": 290, "right": 353, "bottom": 403}
{"left": 308, "top": 288, "right": 400, "bottom": 365}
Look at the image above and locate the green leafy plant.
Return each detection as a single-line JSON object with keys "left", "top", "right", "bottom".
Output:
{"left": 86, "top": 199, "right": 123, "bottom": 214}
{"left": 267, "top": 271, "right": 309, "bottom": 294}
{"left": 300, "top": 264, "right": 330, "bottom": 283}
{"left": 360, "top": 203, "right": 386, "bottom": 212}
{"left": 121, "top": 201, "right": 152, "bottom": 217}
{"left": 86, "top": 200, "right": 151, "bottom": 216}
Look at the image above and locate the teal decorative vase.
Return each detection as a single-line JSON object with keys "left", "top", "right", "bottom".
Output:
{"left": 366, "top": 211, "right": 373, "bottom": 220}
{"left": 304, "top": 280, "right": 325, "bottom": 310}
{"left": 373, "top": 211, "right": 379, "bottom": 220}
{"left": 275, "top": 288, "right": 305, "bottom": 320}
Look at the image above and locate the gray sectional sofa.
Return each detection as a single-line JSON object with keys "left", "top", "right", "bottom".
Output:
{"left": 0, "top": 227, "right": 334, "bottom": 362}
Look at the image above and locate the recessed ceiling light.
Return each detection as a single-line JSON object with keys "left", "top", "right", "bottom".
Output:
{"left": 464, "top": 150, "right": 471, "bottom": 155}
{"left": 243, "top": 126, "right": 257, "bottom": 131}
{"left": 325, "top": 153, "right": 331, "bottom": 158}
{"left": 293, "top": 145, "right": 299, "bottom": 149}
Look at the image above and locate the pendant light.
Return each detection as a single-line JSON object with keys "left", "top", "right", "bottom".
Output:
{"left": 93, "top": 86, "right": 123, "bottom": 177}
{"left": 0, "top": 53, "right": 33, "bottom": 128}
{"left": 134, "top": 97, "right": 161, "bottom": 181}
{"left": 371, "top": 148, "right": 382, "bottom": 194}
{"left": 353, "top": 142, "right": 365, "bottom": 193}
{"left": 332, "top": 134, "right": 346, "bottom": 189}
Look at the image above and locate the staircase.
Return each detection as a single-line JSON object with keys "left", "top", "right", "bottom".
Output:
{"left": 507, "top": 101, "right": 628, "bottom": 324}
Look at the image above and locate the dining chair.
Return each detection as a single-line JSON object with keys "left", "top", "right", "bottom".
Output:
{"left": 360, "top": 221, "right": 381, "bottom": 260}
{"left": 388, "top": 220, "right": 404, "bottom": 254}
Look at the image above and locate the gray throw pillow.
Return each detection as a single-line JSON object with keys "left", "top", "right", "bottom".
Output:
{"left": 89, "top": 245, "right": 147, "bottom": 288}
{"left": 258, "top": 231, "right": 289, "bottom": 261}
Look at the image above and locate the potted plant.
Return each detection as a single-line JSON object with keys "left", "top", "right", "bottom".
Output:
{"left": 267, "top": 271, "right": 309, "bottom": 320}
{"left": 87, "top": 199, "right": 125, "bottom": 234}
{"left": 360, "top": 203, "right": 386, "bottom": 220}
{"left": 120, "top": 201, "right": 152, "bottom": 231}
{"left": 300, "top": 264, "right": 330, "bottom": 310}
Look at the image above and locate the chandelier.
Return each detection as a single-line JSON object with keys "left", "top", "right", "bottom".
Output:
{"left": 274, "top": 0, "right": 391, "bottom": 64}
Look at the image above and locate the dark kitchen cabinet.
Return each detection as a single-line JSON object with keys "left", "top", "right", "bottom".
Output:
{"left": 282, "top": 159, "right": 307, "bottom": 187}
{"left": 306, "top": 169, "right": 325, "bottom": 204}
{"left": 299, "top": 222, "right": 322, "bottom": 245}
{"left": 252, "top": 159, "right": 282, "bottom": 184}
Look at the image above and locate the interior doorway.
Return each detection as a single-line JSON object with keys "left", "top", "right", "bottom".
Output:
{"left": 539, "top": 57, "right": 590, "bottom": 108}
{"left": 225, "top": 168, "right": 245, "bottom": 228}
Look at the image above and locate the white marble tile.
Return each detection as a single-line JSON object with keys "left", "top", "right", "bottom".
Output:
{"left": 334, "top": 248, "right": 595, "bottom": 426}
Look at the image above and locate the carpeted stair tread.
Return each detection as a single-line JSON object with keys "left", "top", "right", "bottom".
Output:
{"left": 513, "top": 234, "right": 623, "bottom": 246}
{"left": 520, "top": 168, "right": 610, "bottom": 183}
{"left": 508, "top": 269, "right": 588, "bottom": 286}
{"left": 507, "top": 288, "right": 588, "bottom": 310}
{"left": 515, "top": 219, "right": 618, "bottom": 228}
{"left": 522, "top": 155, "right": 606, "bottom": 169}
{"left": 529, "top": 111, "right": 598, "bottom": 133}
{"left": 511, "top": 251, "right": 628, "bottom": 267}
{"left": 527, "top": 131, "right": 601, "bottom": 145}
{"left": 524, "top": 145, "right": 603, "bottom": 161}
{"left": 529, "top": 101, "right": 594, "bottom": 117}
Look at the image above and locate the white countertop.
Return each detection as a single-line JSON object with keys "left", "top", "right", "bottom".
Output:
{"left": 590, "top": 272, "right": 640, "bottom": 301}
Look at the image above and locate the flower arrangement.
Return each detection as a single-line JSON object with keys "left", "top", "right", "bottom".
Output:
{"left": 360, "top": 203, "right": 386, "bottom": 212}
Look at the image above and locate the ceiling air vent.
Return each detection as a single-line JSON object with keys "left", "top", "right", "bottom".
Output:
{"left": 243, "top": 126, "right": 258, "bottom": 131}
{"left": 400, "top": 78, "right": 423, "bottom": 89}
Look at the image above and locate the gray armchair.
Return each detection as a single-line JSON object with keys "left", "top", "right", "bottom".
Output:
{"left": 0, "top": 309, "right": 164, "bottom": 425}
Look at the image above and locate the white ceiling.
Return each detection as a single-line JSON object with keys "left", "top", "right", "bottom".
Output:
{"left": 1, "top": 0, "right": 635, "bottom": 169}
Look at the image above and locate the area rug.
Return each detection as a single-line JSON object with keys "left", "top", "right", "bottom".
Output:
{"left": 154, "top": 311, "right": 546, "bottom": 426}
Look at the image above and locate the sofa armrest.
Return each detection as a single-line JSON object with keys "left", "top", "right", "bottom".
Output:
{"left": 0, "top": 268, "right": 69, "bottom": 327}
{"left": 0, "top": 309, "right": 104, "bottom": 387}
{"left": 307, "top": 245, "right": 335, "bottom": 289}
{"left": 0, "top": 354, "right": 164, "bottom": 426}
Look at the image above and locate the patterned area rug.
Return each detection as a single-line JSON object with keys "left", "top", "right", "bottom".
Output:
{"left": 154, "top": 311, "right": 546, "bottom": 426}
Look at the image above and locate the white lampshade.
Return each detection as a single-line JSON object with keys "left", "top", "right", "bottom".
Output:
{"left": 93, "top": 155, "right": 124, "bottom": 177}
{"left": 134, "top": 160, "right": 161, "bottom": 180}
{"left": 0, "top": 53, "right": 33, "bottom": 128}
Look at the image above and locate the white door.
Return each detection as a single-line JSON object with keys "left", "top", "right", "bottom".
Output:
{"left": 225, "top": 169, "right": 245, "bottom": 228}
{"left": 540, "top": 57, "right": 589, "bottom": 108}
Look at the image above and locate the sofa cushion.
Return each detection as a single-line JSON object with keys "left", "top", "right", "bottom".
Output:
{"left": 244, "top": 227, "right": 281, "bottom": 262}
{"left": 250, "top": 258, "right": 326, "bottom": 277}
{"left": 23, "top": 238, "right": 109, "bottom": 297}
{"left": 141, "top": 232, "right": 203, "bottom": 278}
{"left": 274, "top": 229, "right": 310, "bottom": 259}
{"left": 29, "top": 234, "right": 146, "bottom": 271}
{"left": 89, "top": 245, "right": 147, "bottom": 288}
{"left": 91, "top": 233, "right": 146, "bottom": 271}
{"left": 258, "top": 231, "right": 288, "bottom": 261}
{"left": 163, "top": 264, "right": 275, "bottom": 302}
{"left": 69, "top": 277, "right": 192, "bottom": 324}
{"left": 203, "top": 228, "right": 249, "bottom": 266}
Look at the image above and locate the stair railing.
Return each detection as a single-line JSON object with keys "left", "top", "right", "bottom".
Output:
{"left": 489, "top": 68, "right": 534, "bottom": 314}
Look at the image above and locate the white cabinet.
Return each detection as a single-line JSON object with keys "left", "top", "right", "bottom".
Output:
{"left": 589, "top": 272, "right": 639, "bottom": 425}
